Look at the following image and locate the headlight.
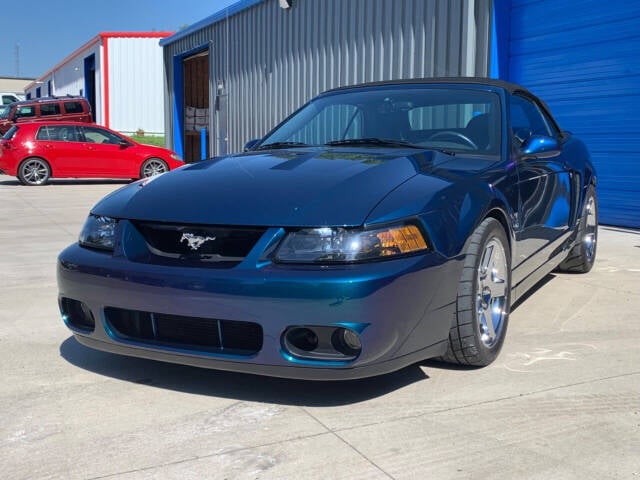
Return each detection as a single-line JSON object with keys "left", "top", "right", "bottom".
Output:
{"left": 79, "top": 215, "right": 118, "bottom": 251}
{"left": 274, "top": 223, "right": 428, "bottom": 263}
{"left": 170, "top": 152, "right": 182, "bottom": 161}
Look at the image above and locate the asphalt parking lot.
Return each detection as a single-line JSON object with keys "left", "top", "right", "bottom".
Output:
{"left": 1, "top": 176, "right": 639, "bottom": 480}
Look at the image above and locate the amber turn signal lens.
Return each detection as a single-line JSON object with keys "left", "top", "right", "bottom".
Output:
{"left": 376, "top": 225, "right": 427, "bottom": 255}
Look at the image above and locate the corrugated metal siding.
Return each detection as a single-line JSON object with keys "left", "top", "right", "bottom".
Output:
{"left": 508, "top": 0, "right": 640, "bottom": 227}
{"left": 108, "top": 38, "right": 166, "bottom": 134}
{"left": 163, "top": 0, "right": 492, "bottom": 155}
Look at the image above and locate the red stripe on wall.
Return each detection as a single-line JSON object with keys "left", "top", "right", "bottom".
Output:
{"left": 101, "top": 34, "right": 110, "bottom": 128}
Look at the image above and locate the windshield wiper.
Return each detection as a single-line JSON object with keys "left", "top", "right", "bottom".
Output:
{"left": 325, "top": 138, "right": 425, "bottom": 149}
{"left": 256, "top": 141, "right": 310, "bottom": 150}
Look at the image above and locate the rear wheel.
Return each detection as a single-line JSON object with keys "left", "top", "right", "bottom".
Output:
{"left": 140, "top": 158, "right": 168, "bottom": 178}
{"left": 18, "top": 157, "right": 51, "bottom": 186}
{"left": 441, "top": 218, "right": 511, "bottom": 366}
{"left": 557, "top": 186, "right": 598, "bottom": 273}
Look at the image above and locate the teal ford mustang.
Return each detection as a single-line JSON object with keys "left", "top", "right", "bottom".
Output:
{"left": 57, "top": 78, "right": 597, "bottom": 379}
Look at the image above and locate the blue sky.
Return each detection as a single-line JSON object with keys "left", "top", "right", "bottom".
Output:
{"left": 1, "top": 0, "right": 238, "bottom": 78}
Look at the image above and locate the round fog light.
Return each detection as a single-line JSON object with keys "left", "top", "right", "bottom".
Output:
{"left": 331, "top": 328, "right": 362, "bottom": 357}
{"left": 342, "top": 329, "right": 361, "bottom": 350}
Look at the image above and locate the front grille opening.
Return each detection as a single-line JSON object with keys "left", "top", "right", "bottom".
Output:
{"left": 60, "top": 297, "right": 95, "bottom": 332}
{"left": 104, "top": 307, "right": 262, "bottom": 355}
{"left": 132, "top": 222, "right": 266, "bottom": 268}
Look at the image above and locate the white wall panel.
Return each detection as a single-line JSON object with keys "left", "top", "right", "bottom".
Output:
{"left": 108, "top": 37, "right": 166, "bottom": 135}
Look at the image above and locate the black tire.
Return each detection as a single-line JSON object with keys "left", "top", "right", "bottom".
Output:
{"left": 557, "top": 186, "right": 598, "bottom": 273}
{"left": 140, "top": 158, "right": 168, "bottom": 178}
{"left": 441, "top": 218, "right": 511, "bottom": 367}
{"left": 17, "top": 157, "right": 51, "bottom": 186}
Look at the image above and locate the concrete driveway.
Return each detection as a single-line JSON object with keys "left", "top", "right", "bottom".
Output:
{"left": 1, "top": 177, "right": 638, "bottom": 479}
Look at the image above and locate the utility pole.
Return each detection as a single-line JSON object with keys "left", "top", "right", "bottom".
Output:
{"left": 15, "top": 44, "right": 20, "bottom": 77}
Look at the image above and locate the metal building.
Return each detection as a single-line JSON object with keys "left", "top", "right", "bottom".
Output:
{"left": 491, "top": 0, "right": 640, "bottom": 227}
{"left": 25, "top": 32, "right": 172, "bottom": 135}
{"left": 160, "top": 0, "right": 492, "bottom": 162}
{"left": 162, "top": 0, "right": 639, "bottom": 227}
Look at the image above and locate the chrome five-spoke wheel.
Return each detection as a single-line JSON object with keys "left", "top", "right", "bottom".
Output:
{"left": 557, "top": 186, "right": 598, "bottom": 273}
{"left": 584, "top": 196, "right": 597, "bottom": 263}
{"left": 441, "top": 217, "right": 511, "bottom": 366}
{"left": 477, "top": 237, "right": 508, "bottom": 348}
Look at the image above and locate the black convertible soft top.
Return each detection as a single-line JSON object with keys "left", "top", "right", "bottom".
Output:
{"left": 326, "top": 77, "right": 533, "bottom": 96}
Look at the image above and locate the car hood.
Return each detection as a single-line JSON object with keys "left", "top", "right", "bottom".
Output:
{"left": 92, "top": 147, "right": 474, "bottom": 227}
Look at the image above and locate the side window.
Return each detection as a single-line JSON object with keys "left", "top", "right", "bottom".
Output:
{"left": 36, "top": 125, "right": 81, "bottom": 141}
{"left": 82, "top": 126, "right": 123, "bottom": 145}
{"left": 289, "top": 104, "right": 363, "bottom": 144}
{"left": 36, "top": 126, "right": 59, "bottom": 140}
{"left": 40, "top": 103, "right": 61, "bottom": 116}
{"left": 510, "top": 95, "right": 554, "bottom": 143}
{"left": 14, "top": 106, "right": 36, "bottom": 119}
{"left": 63, "top": 101, "right": 84, "bottom": 114}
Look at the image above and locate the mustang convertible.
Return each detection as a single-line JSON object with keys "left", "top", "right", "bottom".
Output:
{"left": 57, "top": 79, "right": 597, "bottom": 380}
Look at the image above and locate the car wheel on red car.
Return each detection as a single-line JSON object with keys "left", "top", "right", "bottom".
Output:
{"left": 140, "top": 158, "right": 168, "bottom": 178}
{"left": 18, "top": 157, "right": 51, "bottom": 186}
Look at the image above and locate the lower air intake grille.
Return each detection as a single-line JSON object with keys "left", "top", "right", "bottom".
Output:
{"left": 104, "top": 307, "right": 262, "bottom": 355}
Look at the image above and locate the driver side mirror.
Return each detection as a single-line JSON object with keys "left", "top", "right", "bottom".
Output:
{"left": 519, "top": 135, "right": 561, "bottom": 159}
{"left": 119, "top": 139, "right": 131, "bottom": 148}
{"left": 243, "top": 138, "right": 261, "bottom": 151}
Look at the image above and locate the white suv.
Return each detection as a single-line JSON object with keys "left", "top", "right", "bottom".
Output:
{"left": 1, "top": 92, "right": 24, "bottom": 105}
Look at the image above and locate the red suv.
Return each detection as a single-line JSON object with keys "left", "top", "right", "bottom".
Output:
{"left": 0, "top": 122, "right": 183, "bottom": 185}
{"left": 0, "top": 96, "right": 93, "bottom": 135}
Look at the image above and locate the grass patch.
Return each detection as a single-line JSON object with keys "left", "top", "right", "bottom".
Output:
{"left": 129, "top": 135, "right": 165, "bottom": 147}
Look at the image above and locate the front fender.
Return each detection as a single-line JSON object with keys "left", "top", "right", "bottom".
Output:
{"left": 366, "top": 174, "right": 514, "bottom": 260}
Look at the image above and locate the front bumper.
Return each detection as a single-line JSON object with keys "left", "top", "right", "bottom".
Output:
{"left": 57, "top": 239, "right": 460, "bottom": 380}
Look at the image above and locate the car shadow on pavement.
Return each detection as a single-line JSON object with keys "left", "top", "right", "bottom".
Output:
{"left": 59, "top": 337, "right": 428, "bottom": 406}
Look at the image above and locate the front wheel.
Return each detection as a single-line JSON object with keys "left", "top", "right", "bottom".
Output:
{"left": 140, "top": 158, "right": 168, "bottom": 178}
{"left": 18, "top": 157, "right": 51, "bottom": 186}
{"left": 441, "top": 218, "right": 511, "bottom": 366}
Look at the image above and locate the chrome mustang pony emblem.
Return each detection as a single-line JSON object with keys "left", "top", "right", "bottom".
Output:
{"left": 180, "top": 233, "right": 216, "bottom": 251}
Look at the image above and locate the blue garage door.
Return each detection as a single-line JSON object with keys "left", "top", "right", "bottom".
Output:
{"left": 508, "top": 0, "right": 640, "bottom": 227}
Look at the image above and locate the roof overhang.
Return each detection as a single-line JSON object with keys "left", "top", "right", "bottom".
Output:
{"left": 160, "top": 0, "right": 265, "bottom": 47}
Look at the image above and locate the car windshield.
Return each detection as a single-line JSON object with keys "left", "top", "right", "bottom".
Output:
{"left": 260, "top": 86, "right": 501, "bottom": 155}
{"left": 0, "top": 105, "right": 10, "bottom": 119}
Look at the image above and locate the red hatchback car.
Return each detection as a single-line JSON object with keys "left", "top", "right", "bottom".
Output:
{"left": 0, "top": 122, "right": 183, "bottom": 185}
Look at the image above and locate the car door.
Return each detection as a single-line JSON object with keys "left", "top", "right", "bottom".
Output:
{"left": 35, "top": 125, "right": 89, "bottom": 176}
{"left": 79, "top": 125, "right": 134, "bottom": 177}
{"left": 512, "top": 94, "right": 575, "bottom": 272}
